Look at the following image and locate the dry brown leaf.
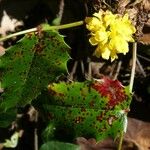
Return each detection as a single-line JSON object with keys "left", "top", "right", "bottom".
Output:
{"left": 126, "top": 8, "right": 138, "bottom": 25}
{"left": 142, "top": 0, "right": 150, "bottom": 11}
{"left": 138, "top": 33, "right": 150, "bottom": 45}
{"left": 125, "top": 117, "right": 150, "bottom": 150}
{"left": 118, "top": 0, "right": 130, "bottom": 8}
{"left": 145, "top": 18, "right": 150, "bottom": 26}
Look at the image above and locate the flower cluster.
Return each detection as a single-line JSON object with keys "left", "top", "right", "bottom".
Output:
{"left": 85, "top": 10, "right": 136, "bottom": 61}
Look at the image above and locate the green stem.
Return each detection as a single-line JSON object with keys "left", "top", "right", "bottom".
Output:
{"left": 0, "top": 21, "right": 84, "bottom": 42}
{"left": 117, "top": 131, "right": 124, "bottom": 150}
{"left": 117, "top": 42, "right": 137, "bottom": 150}
{"left": 129, "top": 42, "right": 137, "bottom": 93}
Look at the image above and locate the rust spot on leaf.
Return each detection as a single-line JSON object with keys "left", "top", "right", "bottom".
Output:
{"left": 89, "top": 100, "right": 95, "bottom": 108}
{"left": 96, "top": 112, "right": 104, "bottom": 122}
{"left": 74, "top": 116, "right": 84, "bottom": 124}
{"left": 81, "top": 107, "right": 86, "bottom": 112}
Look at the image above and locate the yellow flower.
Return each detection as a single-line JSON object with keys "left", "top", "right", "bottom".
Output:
{"left": 85, "top": 10, "right": 136, "bottom": 61}
{"left": 94, "top": 44, "right": 111, "bottom": 60}
{"left": 110, "top": 49, "right": 118, "bottom": 61}
{"left": 95, "top": 29, "right": 109, "bottom": 44}
{"left": 89, "top": 36, "right": 98, "bottom": 46}
{"left": 89, "top": 28, "right": 109, "bottom": 46}
{"left": 110, "top": 14, "right": 136, "bottom": 42}
{"left": 85, "top": 17, "right": 102, "bottom": 32}
{"left": 93, "top": 11, "right": 103, "bottom": 20}
{"left": 101, "top": 45, "right": 111, "bottom": 60}
{"left": 103, "top": 10, "right": 117, "bottom": 27}
{"left": 109, "top": 36, "right": 129, "bottom": 54}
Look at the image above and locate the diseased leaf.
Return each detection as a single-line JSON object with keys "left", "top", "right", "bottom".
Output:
{"left": 45, "top": 79, "right": 131, "bottom": 141}
{"left": 0, "top": 30, "right": 70, "bottom": 113}
{"left": 48, "top": 81, "right": 107, "bottom": 109}
{"left": 44, "top": 105, "right": 126, "bottom": 141}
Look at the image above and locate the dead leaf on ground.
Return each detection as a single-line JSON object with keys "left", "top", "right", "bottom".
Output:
{"left": 138, "top": 33, "right": 150, "bottom": 45}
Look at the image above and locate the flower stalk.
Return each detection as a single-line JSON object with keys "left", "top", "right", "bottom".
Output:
{"left": 0, "top": 21, "right": 84, "bottom": 42}
{"left": 129, "top": 42, "right": 137, "bottom": 93}
{"left": 118, "top": 42, "right": 137, "bottom": 150}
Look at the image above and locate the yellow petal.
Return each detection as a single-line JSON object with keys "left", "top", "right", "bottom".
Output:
{"left": 89, "top": 36, "right": 98, "bottom": 45}
{"left": 109, "top": 36, "right": 129, "bottom": 54}
{"left": 110, "top": 52, "right": 118, "bottom": 61}
{"left": 104, "top": 10, "right": 117, "bottom": 27}
{"left": 93, "top": 44, "right": 111, "bottom": 60}
{"left": 85, "top": 17, "right": 102, "bottom": 32}
{"left": 93, "top": 11, "right": 103, "bottom": 20}
{"left": 101, "top": 47, "right": 111, "bottom": 60}
{"left": 95, "top": 30, "right": 109, "bottom": 44}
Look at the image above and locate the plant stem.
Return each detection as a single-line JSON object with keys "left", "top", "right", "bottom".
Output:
{"left": 68, "top": 61, "right": 78, "bottom": 81}
{"left": 0, "top": 28, "right": 37, "bottom": 42}
{"left": 136, "top": 58, "right": 146, "bottom": 77}
{"left": 117, "top": 42, "right": 137, "bottom": 150}
{"left": 113, "top": 61, "right": 122, "bottom": 80}
{"left": 0, "top": 21, "right": 84, "bottom": 42}
{"left": 129, "top": 42, "right": 137, "bottom": 93}
{"left": 118, "top": 130, "right": 124, "bottom": 150}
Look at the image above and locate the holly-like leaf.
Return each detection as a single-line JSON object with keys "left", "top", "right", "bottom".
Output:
{"left": 44, "top": 78, "right": 131, "bottom": 141}
{"left": 47, "top": 78, "right": 131, "bottom": 110}
{"left": 48, "top": 81, "right": 107, "bottom": 109}
{"left": 44, "top": 105, "right": 126, "bottom": 141}
{"left": 0, "top": 30, "right": 70, "bottom": 113}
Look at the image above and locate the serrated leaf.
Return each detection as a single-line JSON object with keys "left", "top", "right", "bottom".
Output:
{"left": 48, "top": 80, "right": 131, "bottom": 110}
{"left": 44, "top": 81, "right": 131, "bottom": 141}
{"left": 0, "top": 30, "right": 70, "bottom": 112}
{"left": 48, "top": 81, "right": 108, "bottom": 109}
{"left": 44, "top": 105, "right": 125, "bottom": 141}
{"left": 40, "top": 141, "right": 80, "bottom": 150}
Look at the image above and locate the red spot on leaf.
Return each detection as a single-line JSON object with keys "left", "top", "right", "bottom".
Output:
{"left": 92, "top": 77, "right": 126, "bottom": 108}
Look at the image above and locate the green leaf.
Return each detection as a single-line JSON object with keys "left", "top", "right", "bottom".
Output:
{"left": 0, "top": 30, "right": 70, "bottom": 126}
{"left": 44, "top": 81, "right": 131, "bottom": 141}
{"left": 44, "top": 105, "right": 126, "bottom": 141}
{"left": 40, "top": 141, "right": 80, "bottom": 150}
{"left": 42, "top": 123, "right": 55, "bottom": 142}
{"left": 48, "top": 82, "right": 108, "bottom": 109}
{"left": 0, "top": 108, "right": 17, "bottom": 127}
